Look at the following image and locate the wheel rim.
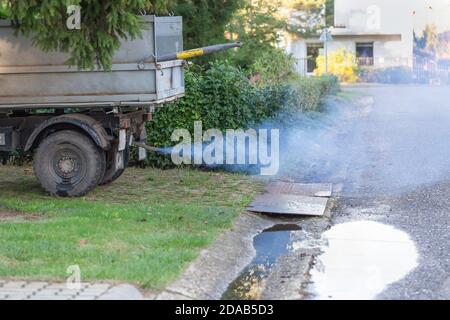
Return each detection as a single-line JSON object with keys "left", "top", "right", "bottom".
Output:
{"left": 49, "top": 144, "right": 88, "bottom": 187}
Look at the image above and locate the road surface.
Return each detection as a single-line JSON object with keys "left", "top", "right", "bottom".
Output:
{"left": 332, "top": 85, "right": 450, "bottom": 299}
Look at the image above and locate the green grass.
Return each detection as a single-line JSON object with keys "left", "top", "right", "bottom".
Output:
{"left": 0, "top": 165, "right": 263, "bottom": 289}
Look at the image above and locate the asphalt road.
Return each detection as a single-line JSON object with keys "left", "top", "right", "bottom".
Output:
{"left": 336, "top": 85, "right": 450, "bottom": 300}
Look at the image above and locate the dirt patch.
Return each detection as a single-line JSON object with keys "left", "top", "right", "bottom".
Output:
{"left": 0, "top": 210, "right": 41, "bottom": 222}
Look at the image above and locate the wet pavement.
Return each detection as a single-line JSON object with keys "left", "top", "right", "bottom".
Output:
{"left": 161, "top": 85, "right": 450, "bottom": 300}
{"left": 308, "top": 220, "right": 419, "bottom": 300}
{"left": 222, "top": 224, "right": 302, "bottom": 300}
{"left": 246, "top": 85, "right": 450, "bottom": 300}
{"left": 329, "top": 85, "right": 450, "bottom": 300}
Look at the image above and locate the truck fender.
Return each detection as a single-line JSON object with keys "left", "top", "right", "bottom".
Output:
{"left": 24, "top": 114, "right": 112, "bottom": 152}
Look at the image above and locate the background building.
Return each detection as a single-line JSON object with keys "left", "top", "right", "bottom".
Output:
{"left": 288, "top": 0, "right": 415, "bottom": 75}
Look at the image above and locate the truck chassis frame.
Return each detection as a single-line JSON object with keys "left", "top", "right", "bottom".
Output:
{"left": 0, "top": 106, "right": 151, "bottom": 196}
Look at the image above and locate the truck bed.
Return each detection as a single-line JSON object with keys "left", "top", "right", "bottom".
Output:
{"left": 0, "top": 16, "right": 185, "bottom": 109}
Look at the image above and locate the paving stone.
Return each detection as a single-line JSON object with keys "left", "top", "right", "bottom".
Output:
{"left": 69, "top": 295, "right": 98, "bottom": 300}
{"left": 35, "top": 289, "right": 60, "bottom": 296}
{"left": 1, "top": 281, "right": 27, "bottom": 289}
{"left": 80, "top": 286, "right": 110, "bottom": 292}
{"left": 58, "top": 282, "right": 91, "bottom": 290}
{"left": 156, "top": 291, "right": 193, "bottom": 300}
{"left": 28, "top": 296, "right": 55, "bottom": 301}
{"left": 55, "top": 291, "right": 80, "bottom": 297}
{"left": 79, "top": 292, "right": 105, "bottom": 298}
{"left": 29, "top": 295, "right": 70, "bottom": 300}
{"left": 0, "top": 289, "right": 36, "bottom": 295}
{"left": 4, "top": 295, "right": 27, "bottom": 300}
{"left": 0, "top": 280, "right": 143, "bottom": 300}
{"left": 45, "top": 283, "right": 74, "bottom": 290}
{"left": 98, "top": 284, "right": 143, "bottom": 300}
{"left": 24, "top": 282, "right": 48, "bottom": 291}
{"left": 87, "top": 283, "right": 112, "bottom": 291}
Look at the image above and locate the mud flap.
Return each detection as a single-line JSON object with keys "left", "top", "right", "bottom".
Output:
{"left": 138, "top": 123, "right": 148, "bottom": 161}
{"left": 138, "top": 147, "right": 147, "bottom": 161}
{"left": 118, "top": 129, "right": 127, "bottom": 152}
{"left": 115, "top": 151, "right": 125, "bottom": 171}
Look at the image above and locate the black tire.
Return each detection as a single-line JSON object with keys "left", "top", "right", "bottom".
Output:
{"left": 33, "top": 130, "right": 106, "bottom": 197}
{"left": 100, "top": 145, "right": 130, "bottom": 186}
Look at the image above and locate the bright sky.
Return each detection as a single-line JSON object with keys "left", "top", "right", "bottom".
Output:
{"left": 413, "top": 0, "right": 450, "bottom": 32}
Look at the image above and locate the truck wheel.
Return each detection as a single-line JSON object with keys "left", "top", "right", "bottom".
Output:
{"left": 33, "top": 130, "right": 106, "bottom": 197}
{"left": 100, "top": 146, "right": 130, "bottom": 186}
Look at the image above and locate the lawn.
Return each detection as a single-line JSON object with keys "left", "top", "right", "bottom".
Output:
{"left": 0, "top": 165, "right": 263, "bottom": 289}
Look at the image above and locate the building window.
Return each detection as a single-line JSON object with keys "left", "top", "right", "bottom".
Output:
{"left": 307, "top": 43, "right": 324, "bottom": 73}
{"left": 356, "top": 42, "right": 374, "bottom": 66}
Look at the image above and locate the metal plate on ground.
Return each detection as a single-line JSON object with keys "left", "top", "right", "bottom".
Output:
{"left": 265, "top": 182, "right": 332, "bottom": 198}
{"left": 247, "top": 194, "right": 328, "bottom": 216}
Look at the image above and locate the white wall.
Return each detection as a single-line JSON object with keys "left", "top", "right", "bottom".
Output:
{"left": 288, "top": 0, "right": 415, "bottom": 73}
{"left": 334, "top": 0, "right": 414, "bottom": 34}
{"left": 334, "top": 0, "right": 414, "bottom": 62}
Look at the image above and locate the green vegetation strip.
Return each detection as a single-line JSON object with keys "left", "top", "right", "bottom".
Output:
{"left": 0, "top": 166, "right": 263, "bottom": 289}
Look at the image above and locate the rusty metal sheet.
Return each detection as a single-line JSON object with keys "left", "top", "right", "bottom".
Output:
{"left": 247, "top": 194, "right": 328, "bottom": 216}
{"left": 265, "top": 181, "right": 332, "bottom": 198}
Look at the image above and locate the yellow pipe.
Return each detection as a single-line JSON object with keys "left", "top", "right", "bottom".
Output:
{"left": 176, "top": 49, "right": 205, "bottom": 60}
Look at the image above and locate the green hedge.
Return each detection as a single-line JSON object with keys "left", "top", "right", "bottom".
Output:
{"left": 140, "top": 61, "right": 339, "bottom": 167}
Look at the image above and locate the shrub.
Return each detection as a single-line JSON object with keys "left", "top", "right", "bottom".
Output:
{"left": 142, "top": 61, "right": 259, "bottom": 167}
{"left": 314, "top": 49, "right": 358, "bottom": 83}
{"left": 295, "top": 78, "right": 323, "bottom": 112}
{"left": 249, "top": 48, "right": 298, "bottom": 87}
{"left": 385, "top": 67, "right": 414, "bottom": 84}
{"left": 313, "top": 75, "right": 340, "bottom": 97}
{"left": 357, "top": 68, "right": 377, "bottom": 83}
{"left": 358, "top": 66, "right": 414, "bottom": 84}
{"left": 294, "top": 76, "right": 339, "bottom": 111}
{"left": 1, "top": 149, "right": 32, "bottom": 166}
{"left": 140, "top": 61, "right": 339, "bottom": 167}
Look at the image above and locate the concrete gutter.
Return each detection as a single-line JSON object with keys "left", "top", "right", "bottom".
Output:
{"left": 157, "top": 199, "right": 337, "bottom": 300}
{"left": 157, "top": 213, "right": 277, "bottom": 300}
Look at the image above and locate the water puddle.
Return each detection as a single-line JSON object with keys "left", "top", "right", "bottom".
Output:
{"left": 221, "top": 224, "right": 301, "bottom": 300}
{"left": 308, "top": 220, "right": 419, "bottom": 300}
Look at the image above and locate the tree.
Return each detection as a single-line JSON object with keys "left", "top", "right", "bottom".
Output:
{"left": 227, "top": 0, "right": 286, "bottom": 69}
{"left": 1, "top": 0, "right": 171, "bottom": 70}
{"left": 0, "top": 0, "right": 242, "bottom": 69}
{"left": 0, "top": 1, "right": 8, "bottom": 18}
{"left": 249, "top": 48, "right": 297, "bottom": 86}
{"left": 423, "top": 24, "right": 439, "bottom": 56}
{"left": 282, "top": 0, "right": 329, "bottom": 37}
{"left": 414, "top": 24, "right": 439, "bottom": 59}
{"left": 170, "top": 0, "right": 242, "bottom": 50}
{"left": 226, "top": 0, "right": 331, "bottom": 69}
